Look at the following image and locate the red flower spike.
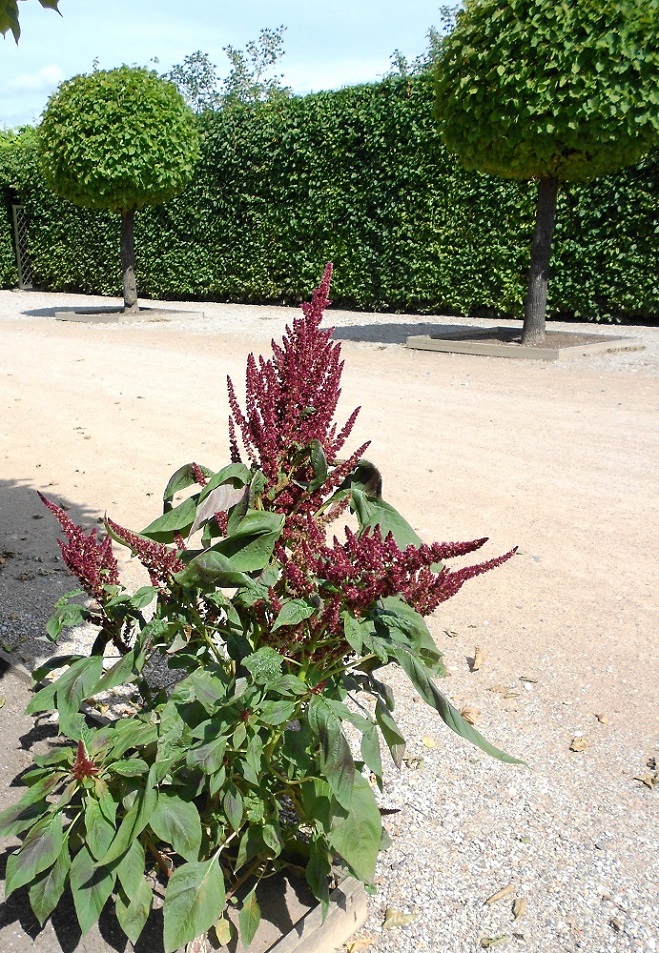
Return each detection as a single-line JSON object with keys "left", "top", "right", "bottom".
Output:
{"left": 38, "top": 492, "right": 119, "bottom": 602}
{"left": 71, "top": 740, "right": 99, "bottom": 781}
{"left": 105, "top": 517, "right": 184, "bottom": 585}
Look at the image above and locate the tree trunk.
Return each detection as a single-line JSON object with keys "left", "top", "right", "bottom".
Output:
{"left": 120, "top": 207, "right": 138, "bottom": 313}
{"left": 522, "top": 175, "right": 559, "bottom": 346}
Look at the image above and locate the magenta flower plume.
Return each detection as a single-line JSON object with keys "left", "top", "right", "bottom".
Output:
{"left": 227, "top": 263, "right": 366, "bottom": 491}
{"left": 105, "top": 517, "right": 184, "bottom": 585}
{"left": 38, "top": 492, "right": 119, "bottom": 602}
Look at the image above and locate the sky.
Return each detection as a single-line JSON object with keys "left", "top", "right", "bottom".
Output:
{"left": 0, "top": 0, "right": 450, "bottom": 128}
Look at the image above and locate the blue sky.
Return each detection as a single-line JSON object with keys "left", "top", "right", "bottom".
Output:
{"left": 1, "top": 0, "right": 450, "bottom": 127}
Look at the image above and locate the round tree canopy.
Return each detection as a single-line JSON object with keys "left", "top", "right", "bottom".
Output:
{"left": 38, "top": 65, "right": 200, "bottom": 212}
{"left": 433, "top": 0, "right": 659, "bottom": 182}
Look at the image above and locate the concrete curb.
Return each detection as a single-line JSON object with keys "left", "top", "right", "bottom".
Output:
{"left": 406, "top": 327, "right": 644, "bottom": 361}
{"left": 54, "top": 308, "right": 205, "bottom": 323}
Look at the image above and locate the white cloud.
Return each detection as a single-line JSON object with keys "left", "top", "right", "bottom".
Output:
{"left": 9, "top": 65, "right": 64, "bottom": 92}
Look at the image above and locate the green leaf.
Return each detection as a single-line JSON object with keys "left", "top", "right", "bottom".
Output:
{"left": 207, "top": 509, "right": 284, "bottom": 571}
{"left": 97, "top": 784, "right": 157, "bottom": 866}
{"left": 141, "top": 495, "right": 197, "bottom": 541}
{"left": 28, "top": 838, "right": 71, "bottom": 925}
{"left": 307, "top": 439, "right": 328, "bottom": 492}
{"left": 238, "top": 886, "right": 261, "bottom": 948}
{"left": 223, "top": 786, "right": 244, "bottom": 832}
{"left": 375, "top": 700, "right": 406, "bottom": 768}
{"left": 329, "top": 773, "right": 382, "bottom": 883}
{"left": 258, "top": 699, "right": 297, "bottom": 726}
{"left": 93, "top": 646, "right": 145, "bottom": 695}
{"left": 46, "top": 602, "right": 86, "bottom": 642}
{"left": 84, "top": 797, "right": 116, "bottom": 861}
{"left": 115, "top": 877, "right": 153, "bottom": 944}
{"left": 360, "top": 723, "right": 383, "bottom": 781}
{"left": 271, "top": 599, "right": 315, "bottom": 631}
{"left": 308, "top": 697, "right": 355, "bottom": 811}
{"left": 174, "top": 549, "right": 257, "bottom": 589}
{"left": 305, "top": 839, "right": 331, "bottom": 915}
{"left": 162, "top": 462, "right": 214, "bottom": 506}
{"left": 393, "top": 648, "right": 525, "bottom": 764}
{"left": 110, "top": 758, "right": 150, "bottom": 777}
{"left": 350, "top": 487, "right": 422, "bottom": 548}
{"left": 5, "top": 813, "right": 64, "bottom": 898}
{"left": 70, "top": 844, "right": 116, "bottom": 936}
{"left": 116, "top": 838, "right": 146, "bottom": 897}
{"left": 187, "top": 736, "right": 227, "bottom": 775}
{"left": 197, "top": 463, "right": 252, "bottom": 503}
{"left": 163, "top": 858, "right": 226, "bottom": 953}
{"left": 242, "top": 646, "right": 284, "bottom": 684}
{"left": 27, "top": 655, "right": 103, "bottom": 722}
{"left": 150, "top": 791, "right": 202, "bottom": 862}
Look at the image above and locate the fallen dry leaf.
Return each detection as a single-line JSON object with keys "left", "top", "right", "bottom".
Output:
{"left": 471, "top": 646, "right": 485, "bottom": 672}
{"left": 485, "top": 884, "right": 514, "bottom": 905}
{"left": 444, "top": 629, "right": 459, "bottom": 638}
{"left": 421, "top": 735, "right": 436, "bottom": 749}
{"left": 460, "top": 706, "right": 480, "bottom": 726}
{"left": 0, "top": 697, "right": 5, "bottom": 709}
{"left": 383, "top": 908, "right": 416, "bottom": 930}
{"left": 345, "top": 935, "right": 375, "bottom": 952}
{"left": 569, "top": 737, "right": 589, "bottom": 752}
{"left": 512, "top": 897, "right": 527, "bottom": 920}
{"left": 634, "top": 774, "right": 656, "bottom": 789}
{"left": 480, "top": 937, "right": 509, "bottom": 948}
{"left": 594, "top": 713, "right": 609, "bottom": 724}
{"left": 487, "top": 684, "right": 512, "bottom": 694}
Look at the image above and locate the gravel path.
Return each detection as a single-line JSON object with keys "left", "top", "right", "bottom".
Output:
{"left": 0, "top": 289, "right": 657, "bottom": 953}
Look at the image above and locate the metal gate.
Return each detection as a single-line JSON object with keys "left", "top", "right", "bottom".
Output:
{"left": 12, "top": 204, "right": 33, "bottom": 289}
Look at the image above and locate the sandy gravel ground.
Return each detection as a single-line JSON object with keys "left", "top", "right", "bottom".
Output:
{"left": 0, "top": 287, "right": 657, "bottom": 953}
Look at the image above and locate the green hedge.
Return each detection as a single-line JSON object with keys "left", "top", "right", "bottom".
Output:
{"left": 2, "top": 75, "right": 657, "bottom": 322}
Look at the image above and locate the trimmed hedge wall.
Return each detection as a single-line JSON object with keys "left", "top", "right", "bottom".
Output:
{"left": 1, "top": 74, "right": 657, "bottom": 321}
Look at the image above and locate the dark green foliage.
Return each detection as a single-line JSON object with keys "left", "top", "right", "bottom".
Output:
{"left": 433, "top": 0, "right": 659, "bottom": 183}
{"left": 1, "top": 76, "right": 657, "bottom": 322}
{"left": 37, "top": 66, "right": 200, "bottom": 214}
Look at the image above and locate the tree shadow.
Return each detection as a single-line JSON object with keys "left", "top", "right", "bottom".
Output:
{"left": 331, "top": 320, "right": 480, "bottom": 345}
{"left": 0, "top": 478, "right": 104, "bottom": 670}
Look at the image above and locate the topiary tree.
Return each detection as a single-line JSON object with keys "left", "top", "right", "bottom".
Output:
{"left": 0, "top": 0, "right": 59, "bottom": 41}
{"left": 38, "top": 66, "right": 199, "bottom": 311}
{"left": 433, "top": 0, "right": 659, "bottom": 344}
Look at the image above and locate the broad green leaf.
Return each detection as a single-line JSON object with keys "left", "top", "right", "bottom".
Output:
{"left": 242, "top": 646, "right": 283, "bottom": 684}
{"left": 329, "top": 773, "right": 382, "bottom": 884}
{"left": 97, "top": 785, "right": 157, "bottom": 866}
{"left": 375, "top": 700, "right": 406, "bottom": 768}
{"left": 116, "top": 838, "right": 146, "bottom": 897}
{"left": 110, "top": 758, "right": 150, "bottom": 777}
{"left": 174, "top": 550, "right": 256, "bottom": 589}
{"left": 393, "top": 648, "right": 525, "bottom": 764}
{"left": 271, "top": 599, "right": 315, "bottom": 631}
{"left": 376, "top": 597, "right": 445, "bottom": 675}
{"left": 150, "top": 792, "right": 202, "bottom": 862}
{"left": 162, "top": 462, "right": 214, "bottom": 506}
{"left": 84, "top": 797, "right": 116, "bottom": 861}
{"left": 307, "top": 439, "right": 328, "bottom": 492}
{"left": 28, "top": 838, "right": 71, "bottom": 925}
{"left": 46, "top": 603, "right": 86, "bottom": 642}
{"left": 308, "top": 697, "right": 355, "bottom": 811}
{"left": 350, "top": 487, "right": 422, "bottom": 548}
{"left": 141, "top": 495, "right": 198, "bottom": 541}
{"left": 70, "top": 845, "right": 116, "bottom": 936}
{"left": 163, "top": 858, "right": 226, "bottom": 953}
{"left": 0, "top": 799, "right": 47, "bottom": 839}
{"left": 93, "top": 646, "right": 145, "bottom": 695}
{"left": 360, "top": 723, "right": 383, "bottom": 781}
{"left": 115, "top": 877, "right": 153, "bottom": 944}
{"left": 207, "top": 509, "right": 284, "bottom": 571}
{"left": 238, "top": 886, "right": 261, "bottom": 948}
{"left": 5, "top": 813, "right": 64, "bottom": 898}
{"left": 305, "top": 839, "right": 331, "bottom": 915}
{"left": 187, "top": 736, "right": 227, "bottom": 775}
{"left": 26, "top": 655, "right": 103, "bottom": 718}
{"left": 223, "top": 786, "right": 244, "bottom": 832}
{"left": 197, "top": 463, "right": 251, "bottom": 502}
{"left": 258, "top": 699, "right": 297, "bottom": 726}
